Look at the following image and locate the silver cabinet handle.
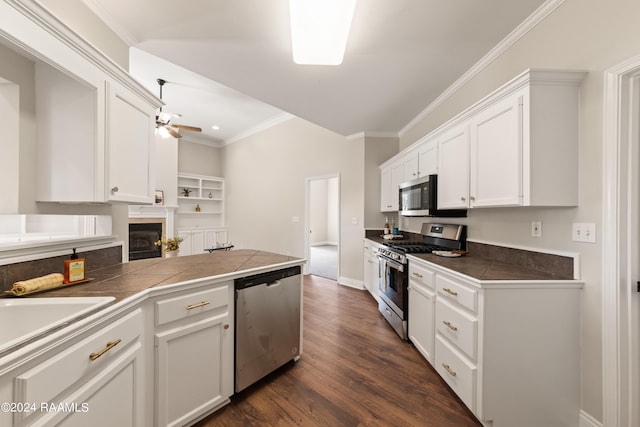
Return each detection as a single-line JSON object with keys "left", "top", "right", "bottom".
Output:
{"left": 111, "top": 186, "right": 119, "bottom": 193}
{"left": 412, "top": 272, "right": 423, "bottom": 278}
{"left": 442, "top": 287, "right": 458, "bottom": 296}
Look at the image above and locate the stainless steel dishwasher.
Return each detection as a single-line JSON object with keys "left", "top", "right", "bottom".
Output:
{"left": 234, "top": 265, "right": 301, "bottom": 392}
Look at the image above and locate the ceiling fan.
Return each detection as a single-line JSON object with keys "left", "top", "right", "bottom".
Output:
{"left": 155, "top": 78, "right": 202, "bottom": 139}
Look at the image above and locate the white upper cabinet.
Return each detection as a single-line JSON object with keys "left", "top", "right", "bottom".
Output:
{"left": 105, "top": 80, "right": 157, "bottom": 203}
{"left": 380, "top": 162, "right": 403, "bottom": 212}
{"left": 437, "top": 123, "right": 470, "bottom": 209}
{"left": 1, "top": 0, "right": 161, "bottom": 205}
{"left": 434, "top": 69, "right": 586, "bottom": 209}
{"left": 468, "top": 91, "right": 523, "bottom": 207}
{"left": 380, "top": 138, "right": 438, "bottom": 212}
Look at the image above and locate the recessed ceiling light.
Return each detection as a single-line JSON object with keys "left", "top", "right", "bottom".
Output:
{"left": 211, "top": 125, "right": 220, "bottom": 130}
{"left": 289, "top": 0, "right": 357, "bottom": 65}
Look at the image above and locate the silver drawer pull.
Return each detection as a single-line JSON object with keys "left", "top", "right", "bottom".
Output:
{"left": 442, "top": 363, "right": 457, "bottom": 377}
{"left": 186, "top": 301, "right": 210, "bottom": 310}
{"left": 442, "top": 321, "right": 458, "bottom": 331}
{"left": 412, "top": 272, "right": 423, "bottom": 278}
{"left": 442, "top": 287, "right": 458, "bottom": 296}
{"left": 89, "top": 339, "right": 122, "bottom": 361}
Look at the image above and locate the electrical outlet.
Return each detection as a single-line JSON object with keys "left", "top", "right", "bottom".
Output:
{"left": 572, "top": 223, "right": 596, "bottom": 243}
{"left": 531, "top": 221, "right": 542, "bottom": 237}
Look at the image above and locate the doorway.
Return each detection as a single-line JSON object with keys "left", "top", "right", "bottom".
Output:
{"left": 305, "top": 175, "right": 340, "bottom": 281}
{"left": 603, "top": 54, "right": 640, "bottom": 427}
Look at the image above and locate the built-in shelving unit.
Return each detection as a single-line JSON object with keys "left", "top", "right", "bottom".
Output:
{"left": 176, "top": 173, "right": 227, "bottom": 255}
{"left": 177, "top": 173, "right": 225, "bottom": 221}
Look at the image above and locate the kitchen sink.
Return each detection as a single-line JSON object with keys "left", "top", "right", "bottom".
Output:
{"left": 0, "top": 296, "right": 115, "bottom": 355}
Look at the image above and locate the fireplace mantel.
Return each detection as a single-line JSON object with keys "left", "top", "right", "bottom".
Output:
{"left": 128, "top": 205, "right": 178, "bottom": 238}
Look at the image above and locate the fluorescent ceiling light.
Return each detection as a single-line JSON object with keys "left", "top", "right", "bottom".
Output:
{"left": 289, "top": 0, "right": 357, "bottom": 65}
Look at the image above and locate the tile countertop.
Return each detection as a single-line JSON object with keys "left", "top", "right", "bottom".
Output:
{"left": 366, "top": 236, "right": 576, "bottom": 281}
{"left": 20, "top": 249, "right": 304, "bottom": 302}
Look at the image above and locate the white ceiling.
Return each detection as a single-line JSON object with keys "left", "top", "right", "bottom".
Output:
{"left": 84, "top": 0, "right": 547, "bottom": 144}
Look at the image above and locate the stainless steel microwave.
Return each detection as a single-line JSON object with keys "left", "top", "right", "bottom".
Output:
{"left": 399, "top": 174, "right": 466, "bottom": 217}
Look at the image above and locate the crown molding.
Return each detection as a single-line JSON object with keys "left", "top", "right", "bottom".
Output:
{"left": 399, "top": 0, "right": 566, "bottom": 139}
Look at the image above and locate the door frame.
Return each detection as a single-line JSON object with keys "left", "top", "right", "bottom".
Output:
{"left": 304, "top": 174, "right": 341, "bottom": 278}
{"left": 602, "top": 53, "right": 640, "bottom": 427}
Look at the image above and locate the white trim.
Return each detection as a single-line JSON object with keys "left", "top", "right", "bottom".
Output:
{"left": 602, "top": 52, "right": 640, "bottom": 427}
{"left": 399, "top": 0, "right": 566, "bottom": 138}
{"left": 223, "top": 113, "right": 295, "bottom": 145}
{"left": 337, "top": 276, "right": 364, "bottom": 290}
{"left": 0, "top": 237, "right": 123, "bottom": 265}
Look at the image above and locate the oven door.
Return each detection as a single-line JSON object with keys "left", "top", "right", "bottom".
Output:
{"left": 378, "top": 256, "right": 407, "bottom": 319}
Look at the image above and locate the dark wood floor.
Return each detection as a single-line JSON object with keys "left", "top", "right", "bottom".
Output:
{"left": 196, "top": 275, "right": 481, "bottom": 427}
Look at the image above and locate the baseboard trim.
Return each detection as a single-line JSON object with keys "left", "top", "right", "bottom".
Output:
{"left": 338, "top": 276, "right": 365, "bottom": 290}
{"left": 579, "top": 410, "right": 602, "bottom": 427}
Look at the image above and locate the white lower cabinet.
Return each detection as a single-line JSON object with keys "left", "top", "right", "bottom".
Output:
{"left": 363, "top": 239, "right": 381, "bottom": 300}
{"left": 408, "top": 256, "right": 582, "bottom": 427}
{"left": 10, "top": 308, "right": 147, "bottom": 427}
{"left": 154, "top": 282, "right": 234, "bottom": 427}
{"left": 407, "top": 261, "right": 436, "bottom": 364}
{"left": 177, "top": 228, "right": 229, "bottom": 256}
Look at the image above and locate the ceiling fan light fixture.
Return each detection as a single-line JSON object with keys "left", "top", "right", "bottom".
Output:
{"left": 157, "top": 126, "right": 171, "bottom": 139}
{"left": 289, "top": 0, "right": 357, "bottom": 65}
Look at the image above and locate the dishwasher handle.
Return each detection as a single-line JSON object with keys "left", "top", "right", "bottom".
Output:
{"left": 234, "top": 265, "right": 301, "bottom": 290}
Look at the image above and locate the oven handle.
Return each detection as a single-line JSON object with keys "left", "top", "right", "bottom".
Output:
{"left": 378, "top": 255, "right": 405, "bottom": 272}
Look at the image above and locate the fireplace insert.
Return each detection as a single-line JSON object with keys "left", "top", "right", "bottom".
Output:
{"left": 129, "top": 223, "right": 162, "bottom": 260}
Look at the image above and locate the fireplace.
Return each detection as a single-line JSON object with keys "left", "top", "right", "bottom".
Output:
{"left": 129, "top": 222, "right": 162, "bottom": 260}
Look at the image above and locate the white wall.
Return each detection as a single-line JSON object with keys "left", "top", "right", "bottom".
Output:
{"left": 223, "top": 117, "right": 364, "bottom": 284}
{"left": 396, "top": 0, "right": 640, "bottom": 421}
{"left": 178, "top": 139, "right": 223, "bottom": 177}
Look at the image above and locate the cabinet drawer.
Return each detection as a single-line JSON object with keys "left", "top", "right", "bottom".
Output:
{"left": 436, "top": 298, "right": 478, "bottom": 360}
{"left": 435, "top": 335, "right": 477, "bottom": 413}
{"left": 14, "top": 308, "right": 143, "bottom": 407}
{"left": 409, "top": 262, "right": 435, "bottom": 289}
{"left": 156, "top": 284, "right": 229, "bottom": 326}
{"left": 436, "top": 274, "right": 477, "bottom": 313}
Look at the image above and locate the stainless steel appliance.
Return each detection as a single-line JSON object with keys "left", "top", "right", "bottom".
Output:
{"left": 377, "top": 223, "right": 466, "bottom": 340}
{"left": 234, "top": 265, "right": 301, "bottom": 392}
{"left": 399, "top": 174, "right": 466, "bottom": 217}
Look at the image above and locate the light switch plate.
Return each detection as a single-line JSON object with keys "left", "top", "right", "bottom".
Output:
{"left": 531, "top": 221, "right": 542, "bottom": 237}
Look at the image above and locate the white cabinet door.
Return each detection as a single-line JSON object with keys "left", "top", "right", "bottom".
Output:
{"left": 363, "top": 241, "right": 380, "bottom": 300}
{"left": 403, "top": 154, "right": 419, "bottom": 182}
{"left": 177, "top": 230, "right": 193, "bottom": 256}
{"left": 155, "top": 286, "right": 233, "bottom": 427}
{"left": 106, "top": 81, "right": 156, "bottom": 204}
{"left": 190, "top": 230, "right": 205, "bottom": 255}
{"left": 417, "top": 140, "right": 438, "bottom": 177}
{"left": 469, "top": 93, "right": 523, "bottom": 207}
{"left": 14, "top": 308, "right": 146, "bottom": 427}
{"left": 205, "top": 228, "right": 229, "bottom": 248}
{"left": 437, "top": 124, "right": 469, "bottom": 209}
{"left": 408, "top": 282, "right": 436, "bottom": 364}
{"left": 380, "top": 162, "right": 403, "bottom": 211}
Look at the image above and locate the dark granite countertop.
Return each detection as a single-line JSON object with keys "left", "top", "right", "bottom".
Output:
{"left": 21, "top": 249, "right": 304, "bottom": 302}
{"left": 365, "top": 235, "right": 576, "bottom": 281}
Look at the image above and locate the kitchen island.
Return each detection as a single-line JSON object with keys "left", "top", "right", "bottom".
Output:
{"left": 0, "top": 249, "right": 305, "bottom": 427}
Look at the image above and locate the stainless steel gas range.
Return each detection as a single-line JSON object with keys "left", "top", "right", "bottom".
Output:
{"left": 377, "top": 223, "right": 466, "bottom": 340}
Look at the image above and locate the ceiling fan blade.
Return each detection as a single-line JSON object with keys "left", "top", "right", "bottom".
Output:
{"left": 165, "top": 126, "right": 182, "bottom": 139}
{"left": 171, "top": 124, "right": 202, "bottom": 133}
